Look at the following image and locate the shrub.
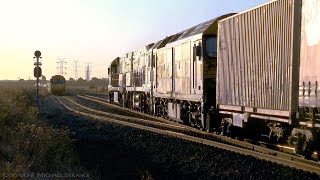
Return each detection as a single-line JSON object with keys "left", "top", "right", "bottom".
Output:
{"left": 2, "top": 123, "right": 77, "bottom": 174}
{"left": 89, "top": 85, "right": 97, "bottom": 89}
{"left": 0, "top": 83, "right": 79, "bottom": 175}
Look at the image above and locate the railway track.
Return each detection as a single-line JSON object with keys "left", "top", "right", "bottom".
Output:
{"left": 55, "top": 94, "right": 320, "bottom": 175}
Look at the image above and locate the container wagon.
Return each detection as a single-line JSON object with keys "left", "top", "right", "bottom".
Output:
{"left": 216, "top": 0, "right": 320, "bottom": 155}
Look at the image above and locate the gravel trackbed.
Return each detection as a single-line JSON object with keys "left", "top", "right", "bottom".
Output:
{"left": 40, "top": 96, "right": 320, "bottom": 180}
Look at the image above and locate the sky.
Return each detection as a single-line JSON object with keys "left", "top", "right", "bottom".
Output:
{"left": 0, "top": 0, "right": 268, "bottom": 80}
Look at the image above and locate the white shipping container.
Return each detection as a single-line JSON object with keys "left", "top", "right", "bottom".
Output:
{"left": 217, "top": 0, "right": 314, "bottom": 123}
{"left": 299, "top": 0, "right": 320, "bottom": 107}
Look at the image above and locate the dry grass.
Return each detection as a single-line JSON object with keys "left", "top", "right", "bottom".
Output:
{"left": 0, "top": 82, "right": 80, "bottom": 175}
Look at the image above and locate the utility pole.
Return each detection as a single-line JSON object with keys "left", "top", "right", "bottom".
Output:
{"left": 73, "top": 60, "right": 80, "bottom": 80}
{"left": 57, "top": 57, "right": 67, "bottom": 76}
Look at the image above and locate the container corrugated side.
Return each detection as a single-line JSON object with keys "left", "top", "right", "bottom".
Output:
{"left": 217, "top": 0, "right": 301, "bottom": 119}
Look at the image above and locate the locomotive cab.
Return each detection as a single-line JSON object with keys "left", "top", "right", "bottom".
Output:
{"left": 202, "top": 35, "right": 218, "bottom": 129}
{"left": 108, "top": 57, "right": 124, "bottom": 105}
{"left": 199, "top": 14, "right": 235, "bottom": 131}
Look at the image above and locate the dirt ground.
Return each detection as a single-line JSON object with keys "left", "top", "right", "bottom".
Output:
{"left": 39, "top": 96, "right": 320, "bottom": 180}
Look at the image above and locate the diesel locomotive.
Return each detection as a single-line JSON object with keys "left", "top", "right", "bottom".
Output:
{"left": 108, "top": 13, "right": 234, "bottom": 126}
{"left": 50, "top": 75, "right": 66, "bottom": 96}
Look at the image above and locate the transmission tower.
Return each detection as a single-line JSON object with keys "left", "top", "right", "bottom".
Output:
{"left": 72, "top": 60, "right": 80, "bottom": 80}
{"left": 85, "top": 63, "right": 92, "bottom": 81}
{"left": 57, "top": 57, "right": 67, "bottom": 76}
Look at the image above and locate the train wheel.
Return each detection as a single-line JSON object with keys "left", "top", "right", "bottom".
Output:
{"left": 296, "top": 134, "right": 307, "bottom": 155}
{"left": 189, "top": 113, "right": 195, "bottom": 127}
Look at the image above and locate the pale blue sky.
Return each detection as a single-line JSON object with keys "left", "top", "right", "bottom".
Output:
{"left": 0, "top": 0, "right": 268, "bottom": 80}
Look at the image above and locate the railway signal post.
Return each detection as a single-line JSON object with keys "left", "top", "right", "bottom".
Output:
{"left": 33, "top": 50, "right": 42, "bottom": 107}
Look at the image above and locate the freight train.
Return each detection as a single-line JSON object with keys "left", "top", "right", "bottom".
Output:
{"left": 50, "top": 75, "right": 66, "bottom": 95}
{"left": 108, "top": 0, "right": 320, "bottom": 158}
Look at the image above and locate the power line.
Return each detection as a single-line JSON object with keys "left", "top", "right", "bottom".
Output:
{"left": 57, "top": 57, "right": 67, "bottom": 76}
{"left": 72, "top": 60, "right": 80, "bottom": 80}
{"left": 85, "top": 63, "right": 92, "bottom": 81}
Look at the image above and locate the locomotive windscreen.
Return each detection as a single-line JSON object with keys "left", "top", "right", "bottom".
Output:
{"left": 205, "top": 37, "right": 217, "bottom": 58}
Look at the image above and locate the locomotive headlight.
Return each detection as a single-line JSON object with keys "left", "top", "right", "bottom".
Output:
{"left": 311, "top": 151, "right": 319, "bottom": 161}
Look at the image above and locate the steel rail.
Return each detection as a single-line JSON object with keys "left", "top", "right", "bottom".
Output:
{"left": 77, "top": 94, "right": 320, "bottom": 169}
{"left": 55, "top": 96, "right": 320, "bottom": 175}
{"left": 77, "top": 94, "right": 183, "bottom": 124}
{"left": 64, "top": 96, "right": 184, "bottom": 129}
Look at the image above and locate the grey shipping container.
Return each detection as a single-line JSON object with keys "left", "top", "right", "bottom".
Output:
{"left": 217, "top": 0, "right": 320, "bottom": 127}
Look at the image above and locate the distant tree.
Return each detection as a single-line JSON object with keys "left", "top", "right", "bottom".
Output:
{"left": 101, "top": 78, "right": 108, "bottom": 87}
{"left": 91, "top": 77, "right": 99, "bottom": 81}
{"left": 67, "top": 78, "right": 75, "bottom": 86}
{"left": 41, "top": 75, "right": 46, "bottom": 84}
{"left": 90, "top": 77, "right": 99, "bottom": 85}
{"left": 68, "top": 77, "right": 75, "bottom": 82}
{"left": 19, "top": 79, "right": 25, "bottom": 82}
{"left": 89, "top": 77, "right": 108, "bottom": 87}
{"left": 77, "top": 77, "right": 86, "bottom": 85}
